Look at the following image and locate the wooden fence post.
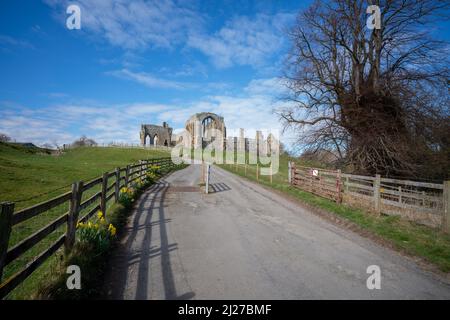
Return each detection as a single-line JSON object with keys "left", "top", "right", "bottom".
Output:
{"left": 0, "top": 202, "right": 14, "bottom": 282}
{"left": 100, "top": 172, "right": 108, "bottom": 215}
{"left": 115, "top": 168, "right": 120, "bottom": 202}
{"left": 443, "top": 181, "right": 450, "bottom": 233}
{"left": 256, "top": 163, "right": 259, "bottom": 181}
{"left": 125, "top": 165, "right": 130, "bottom": 187}
{"left": 138, "top": 160, "right": 141, "bottom": 179}
{"left": 291, "top": 162, "right": 296, "bottom": 186}
{"left": 65, "top": 181, "right": 83, "bottom": 252}
{"left": 374, "top": 174, "right": 381, "bottom": 213}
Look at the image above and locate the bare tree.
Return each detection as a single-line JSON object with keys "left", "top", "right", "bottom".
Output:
{"left": 279, "top": 0, "right": 449, "bottom": 178}
{"left": 72, "top": 135, "right": 98, "bottom": 148}
{"left": 0, "top": 133, "right": 12, "bottom": 143}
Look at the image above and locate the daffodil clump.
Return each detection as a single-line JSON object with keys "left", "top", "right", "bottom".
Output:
{"left": 118, "top": 186, "right": 135, "bottom": 208}
{"left": 145, "top": 171, "right": 158, "bottom": 184}
{"left": 144, "top": 164, "right": 161, "bottom": 183}
{"left": 76, "top": 211, "right": 116, "bottom": 253}
{"left": 149, "top": 165, "right": 161, "bottom": 175}
{"left": 132, "top": 178, "right": 145, "bottom": 190}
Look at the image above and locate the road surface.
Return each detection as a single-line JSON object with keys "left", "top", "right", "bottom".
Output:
{"left": 103, "top": 164, "right": 450, "bottom": 299}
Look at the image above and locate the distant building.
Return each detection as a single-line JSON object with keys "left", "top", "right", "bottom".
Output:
{"left": 14, "top": 142, "right": 38, "bottom": 148}
{"left": 139, "top": 113, "right": 278, "bottom": 153}
{"left": 140, "top": 122, "right": 173, "bottom": 147}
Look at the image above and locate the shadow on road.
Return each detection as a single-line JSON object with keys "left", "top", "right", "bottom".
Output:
{"left": 103, "top": 178, "right": 195, "bottom": 300}
{"left": 209, "top": 182, "right": 231, "bottom": 193}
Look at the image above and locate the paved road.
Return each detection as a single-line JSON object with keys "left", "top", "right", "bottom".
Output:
{"left": 103, "top": 164, "right": 450, "bottom": 299}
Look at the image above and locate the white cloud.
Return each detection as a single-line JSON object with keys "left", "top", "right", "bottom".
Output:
{"left": 44, "top": 0, "right": 295, "bottom": 72}
{"left": 44, "top": 0, "right": 203, "bottom": 50}
{"left": 0, "top": 34, "right": 35, "bottom": 50}
{"left": 244, "top": 77, "right": 288, "bottom": 96}
{"left": 124, "top": 103, "right": 170, "bottom": 115}
{"left": 0, "top": 114, "right": 76, "bottom": 146}
{"left": 187, "top": 13, "right": 293, "bottom": 68}
{"left": 0, "top": 100, "right": 171, "bottom": 146}
{"left": 0, "top": 77, "right": 297, "bottom": 147}
{"left": 107, "top": 68, "right": 233, "bottom": 93}
{"left": 107, "top": 69, "right": 189, "bottom": 89}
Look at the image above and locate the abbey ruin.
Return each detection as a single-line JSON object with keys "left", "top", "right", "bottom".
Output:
{"left": 140, "top": 112, "right": 278, "bottom": 155}
{"left": 140, "top": 122, "right": 173, "bottom": 147}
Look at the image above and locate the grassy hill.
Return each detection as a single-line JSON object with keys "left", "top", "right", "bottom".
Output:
{"left": 0, "top": 142, "right": 170, "bottom": 209}
{"left": 0, "top": 142, "right": 171, "bottom": 299}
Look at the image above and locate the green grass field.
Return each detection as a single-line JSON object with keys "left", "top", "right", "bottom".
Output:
{"left": 0, "top": 142, "right": 170, "bottom": 209}
{"left": 219, "top": 153, "right": 450, "bottom": 273}
{"left": 0, "top": 142, "right": 171, "bottom": 299}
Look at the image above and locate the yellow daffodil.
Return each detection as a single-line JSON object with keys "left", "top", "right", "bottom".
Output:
{"left": 108, "top": 224, "right": 117, "bottom": 236}
{"left": 97, "top": 211, "right": 103, "bottom": 219}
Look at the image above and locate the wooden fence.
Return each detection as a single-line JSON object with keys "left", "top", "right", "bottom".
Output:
{"left": 62, "top": 143, "right": 173, "bottom": 151}
{"left": 289, "top": 162, "right": 450, "bottom": 231}
{"left": 225, "top": 162, "right": 276, "bottom": 184}
{"left": 0, "top": 157, "right": 174, "bottom": 299}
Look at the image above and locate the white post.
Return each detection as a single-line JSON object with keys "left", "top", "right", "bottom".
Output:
{"left": 205, "top": 164, "right": 211, "bottom": 194}
{"left": 288, "top": 161, "right": 292, "bottom": 184}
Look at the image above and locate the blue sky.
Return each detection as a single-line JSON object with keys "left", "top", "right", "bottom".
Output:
{"left": 0, "top": 0, "right": 310, "bottom": 146}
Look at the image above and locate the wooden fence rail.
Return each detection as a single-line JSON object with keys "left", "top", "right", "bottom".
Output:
{"left": 62, "top": 143, "right": 173, "bottom": 151}
{"left": 288, "top": 162, "right": 450, "bottom": 231}
{"left": 0, "top": 157, "right": 174, "bottom": 299}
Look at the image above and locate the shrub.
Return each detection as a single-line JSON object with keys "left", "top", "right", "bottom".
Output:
{"left": 0, "top": 133, "right": 12, "bottom": 142}
{"left": 71, "top": 135, "right": 97, "bottom": 148}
